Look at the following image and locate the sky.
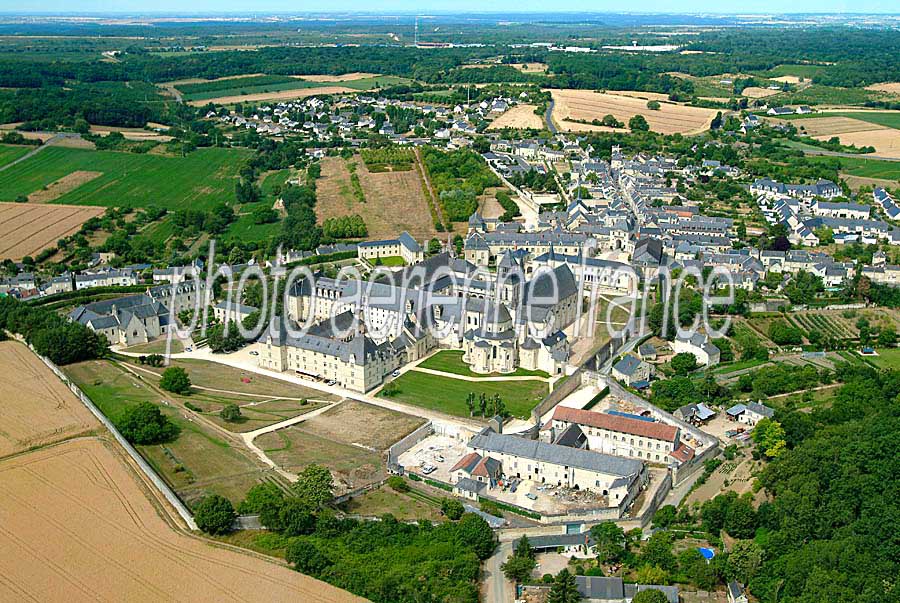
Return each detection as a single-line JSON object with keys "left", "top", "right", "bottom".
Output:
{"left": 4, "top": 1, "right": 897, "bottom": 16}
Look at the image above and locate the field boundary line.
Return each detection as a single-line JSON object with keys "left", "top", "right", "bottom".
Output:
{"left": 19, "top": 342, "right": 198, "bottom": 530}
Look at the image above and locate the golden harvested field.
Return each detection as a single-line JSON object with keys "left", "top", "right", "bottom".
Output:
{"left": 0, "top": 202, "right": 104, "bottom": 261}
{"left": 772, "top": 75, "right": 803, "bottom": 84}
{"left": 487, "top": 104, "right": 544, "bottom": 130}
{"left": 792, "top": 116, "right": 880, "bottom": 136}
{"left": 0, "top": 341, "right": 97, "bottom": 458}
{"left": 549, "top": 89, "right": 718, "bottom": 135}
{"left": 0, "top": 437, "right": 364, "bottom": 602}
{"left": 741, "top": 86, "right": 781, "bottom": 98}
{"left": 315, "top": 155, "right": 438, "bottom": 240}
{"left": 815, "top": 128, "right": 900, "bottom": 158}
{"left": 865, "top": 82, "right": 900, "bottom": 94}
{"left": 187, "top": 86, "right": 355, "bottom": 106}
{"left": 26, "top": 171, "right": 102, "bottom": 203}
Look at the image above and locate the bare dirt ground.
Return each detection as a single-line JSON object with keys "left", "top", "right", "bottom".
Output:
{"left": 487, "top": 104, "right": 544, "bottom": 130}
{"left": 316, "top": 154, "right": 439, "bottom": 241}
{"left": 549, "top": 89, "right": 718, "bottom": 135}
{"left": 299, "top": 400, "right": 425, "bottom": 451}
{"left": 741, "top": 86, "right": 781, "bottom": 99}
{"left": 814, "top": 128, "right": 900, "bottom": 158}
{"left": 478, "top": 187, "right": 506, "bottom": 220}
{"left": 0, "top": 437, "right": 364, "bottom": 602}
{"left": 187, "top": 86, "right": 355, "bottom": 106}
{"left": 297, "top": 72, "right": 378, "bottom": 82}
{"left": 512, "top": 62, "right": 548, "bottom": 73}
{"left": 772, "top": 75, "right": 803, "bottom": 84}
{"left": 0, "top": 340, "right": 98, "bottom": 459}
{"left": 0, "top": 202, "right": 105, "bottom": 261}
{"left": 865, "top": 82, "right": 900, "bottom": 94}
{"left": 26, "top": 170, "right": 103, "bottom": 203}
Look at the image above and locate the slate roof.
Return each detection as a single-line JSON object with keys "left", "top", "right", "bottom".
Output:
{"left": 613, "top": 353, "right": 644, "bottom": 377}
{"left": 469, "top": 428, "right": 643, "bottom": 477}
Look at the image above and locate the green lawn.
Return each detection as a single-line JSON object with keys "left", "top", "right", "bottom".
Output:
{"left": 0, "top": 143, "right": 31, "bottom": 168}
{"left": 371, "top": 255, "right": 406, "bottom": 267}
{"left": 380, "top": 370, "right": 548, "bottom": 419}
{"left": 0, "top": 146, "right": 251, "bottom": 210}
{"left": 417, "top": 350, "right": 550, "bottom": 378}
{"left": 866, "top": 348, "right": 900, "bottom": 370}
{"left": 711, "top": 358, "right": 771, "bottom": 375}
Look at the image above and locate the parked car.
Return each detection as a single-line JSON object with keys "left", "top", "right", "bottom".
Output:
{"left": 525, "top": 492, "right": 537, "bottom": 501}
{"left": 249, "top": 351, "right": 259, "bottom": 356}
{"left": 392, "top": 370, "right": 401, "bottom": 377}
{"left": 422, "top": 465, "right": 436, "bottom": 475}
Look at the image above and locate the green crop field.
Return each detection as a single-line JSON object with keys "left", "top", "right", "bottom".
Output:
{"left": 0, "top": 144, "right": 31, "bottom": 168}
{"left": 807, "top": 155, "right": 900, "bottom": 180}
{"left": 379, "top": 370, "right": 548, "bottom": 419}
{"left": 0, "top": 146, "right": 250, "bottom": 210}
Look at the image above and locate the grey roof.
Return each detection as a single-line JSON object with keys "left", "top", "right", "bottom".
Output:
{"left": 624, "top": 584, "right": 680, "bottom": 603}
{"left": 469, "top": 428, "right": 643, "bottom": 477}
{"left": 747, "top": 402, "right": 775, "bottom": 418}
{"left": 454, "top": 477, "right": 487, "bottom": 494}
{"left": 517, "top": 533, "right": 595, "bottom": 552}
{"left": 613, "top": 353, "right": 644, "bottom": 377}
{"left": 214, "top": 300, "right": 259, "bottom": 315}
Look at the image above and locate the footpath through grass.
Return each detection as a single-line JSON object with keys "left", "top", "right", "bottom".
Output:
{"left": 380, "top": 369, "right": 547, "bottom": 419}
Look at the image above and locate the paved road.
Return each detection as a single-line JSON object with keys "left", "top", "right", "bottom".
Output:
{"left": 482, "top": 541, "right": 514, "bottom": 603}
{"left": 545, "top": 98, "right": 558, "bottom": 134}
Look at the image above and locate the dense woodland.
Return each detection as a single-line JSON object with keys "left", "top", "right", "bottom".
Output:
{"left": 2, "top": 25, "right": 900, "bottom": 129}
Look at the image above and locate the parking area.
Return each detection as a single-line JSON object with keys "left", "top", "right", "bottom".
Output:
{"left": 398, "top": 434, "right": 470, "bottom": 482}
{"left": 532, "top": 553, "right": 570, "bottom": 579}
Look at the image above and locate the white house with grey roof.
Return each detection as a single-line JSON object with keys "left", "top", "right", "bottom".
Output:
{"left": 612, "top": 353, "right": 652, "bottom": 386}
{"left": 357, "top": 231, "right": 424, "bottom": 265}
{"left": 466, "top": 428, "right": 645, "bottom": 508}
{"left": 672, "top": 332, "right": 721, "bottom": 367}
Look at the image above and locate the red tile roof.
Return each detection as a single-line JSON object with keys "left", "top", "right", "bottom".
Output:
{"left": 551, "top": 406, "right": 679, "bottom": 442}
{"left": 670, "top": 442, "right": 695, "bottom": 462}
{"left": 450, "top": 452, "right": 481, "bottom": 474}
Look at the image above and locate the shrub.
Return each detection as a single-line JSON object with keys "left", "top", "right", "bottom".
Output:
{"left": 388, "top": 475, "right": 410, "bottom": 492}
{"left": 116, "top": 401, "right": 179, "bottom": 444}
{"left": 220, "top": 403, "right": 242, "bottom": 422}
{"left": 193, "top": 494, "right": 236, "bottom": 535}
{"left": 159, "top": 366, "right": 191, "bottom": 394}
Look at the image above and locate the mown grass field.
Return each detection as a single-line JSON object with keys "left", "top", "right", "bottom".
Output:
{"left": 0, "top": 146, "right": 251, "bottom": 210}
{"left": 380, "top": 370, "right": 548, "bottom": 419}
{"left": 0, "top": 143, "right": 30, "bottom": 167}
{"left": 64, "top": 359, "right": 282, "bottom": 505}
{"left": 417, "top": 350, "right": 550, "bottom": 378}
